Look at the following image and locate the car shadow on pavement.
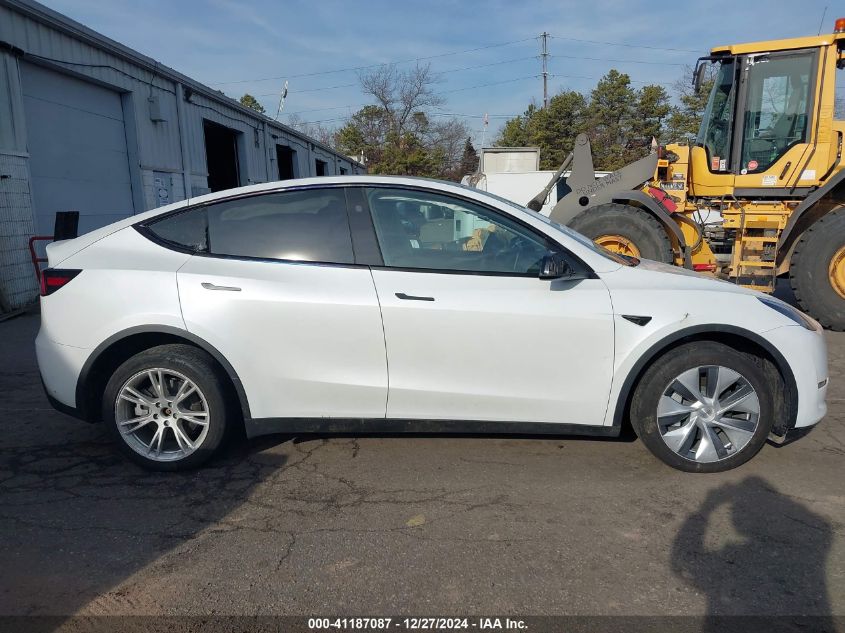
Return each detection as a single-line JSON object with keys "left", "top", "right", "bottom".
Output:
{"left": 0, "top": 418, "right": 286, "bottom": 619}
{"left": 0, "top": 313, "right": 293, "bottom": 620}
{"left": 671, "top": 476, "right": 835, "bottom": 632}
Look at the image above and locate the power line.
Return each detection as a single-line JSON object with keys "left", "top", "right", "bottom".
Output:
{"left": 284, "top": 34, "right": 687, "bottom": 126}
{"left": 549, "top": 34, "right": 701, "bottom": 54}
{"left": 211, "top": 36, "right": 536, "bottom": 86}
{"left": 292, "top": 76, "right": 538, "bottom": 122}
{"left": 429, "top": 111, "right": 517, "bottom": 119}
{"left": 437, "top": 75, "right": 538, "bottom": 94}
{"left": 261, "top": 82, "right": 357, "bottom": 96}
{"left": 288, "top": 103, "right": 369, "bottom": 116}
{"left": 249, "top": 52, "right": 682, "bottom": 101}
{"left": 289, "top": 70, "right": 674, "bottom": 120}
{"left": 253, "top": 55, "right": 539, "bottom": 99}
{"left": 554, "top": 53, "right": 685, "bottom": 66}
{"left": 438, "top": 55, "right": 538, "bottom": 75}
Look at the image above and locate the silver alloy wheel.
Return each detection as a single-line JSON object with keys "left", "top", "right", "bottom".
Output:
{"left": 115, "top": 368, "right": 210, "bottom": 462}
{"left": 657, "top": 365, "right": 761, "bottom": 463}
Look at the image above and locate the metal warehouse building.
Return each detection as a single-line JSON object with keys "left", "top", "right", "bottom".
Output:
{"left": 0, "top": 0, "right": 365, "bottom": 311}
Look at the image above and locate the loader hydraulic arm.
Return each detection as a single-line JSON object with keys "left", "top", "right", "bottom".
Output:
{"left": 527, "top": 152, "right": 573, "bottom": 212}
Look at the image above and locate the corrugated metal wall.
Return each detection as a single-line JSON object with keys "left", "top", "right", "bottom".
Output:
{"left": 0, "top": 0, "right": 365, "bottom": 311}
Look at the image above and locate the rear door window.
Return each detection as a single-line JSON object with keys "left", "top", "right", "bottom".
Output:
{"left": 206, "top": 188, "right": 353, "bottom": 263}
{"left": 145, "top": 188, "right": 355, "bottom": 264}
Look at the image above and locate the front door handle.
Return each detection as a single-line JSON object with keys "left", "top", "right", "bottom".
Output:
{"left": 202, "top": 282, "right": 241, "bottom": 292}
{"left": 395, "top": 292, "right": 435, "bottom": 302}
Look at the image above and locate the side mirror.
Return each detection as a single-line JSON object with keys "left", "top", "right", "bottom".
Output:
{"left": 539, "top": 253, "right": 573, "bottom": 280}
{"left": 693, "top": 62, "right": 707, "bottom": 94}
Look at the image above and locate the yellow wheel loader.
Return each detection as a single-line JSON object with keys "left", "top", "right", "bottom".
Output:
{"left": 533, "top": 18, "right": 845, "bottom": 329}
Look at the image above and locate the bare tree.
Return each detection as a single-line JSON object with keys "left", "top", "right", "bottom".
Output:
{"left": 359, "top": 63, "right": 445, "bottom": 139}
{"left": 330, "top": 63, "right": 469, "bottom": 178}
{"left": 427, "top": 117, "right": 471, "bottom": 177}
{"left": 286, "top": 114, "right": 337, "bottom": 148}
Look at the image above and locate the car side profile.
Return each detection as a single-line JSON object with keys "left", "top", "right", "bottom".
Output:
{"left": 36, "top": 175, "right": 828, "bottom": 472}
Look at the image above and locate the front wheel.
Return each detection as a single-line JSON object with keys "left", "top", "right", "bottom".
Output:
{"left": 102, "top": 344, "right": 231, "bottom": 471}
{"left": 630, "top": 342, "right": 774, "bottom": 473}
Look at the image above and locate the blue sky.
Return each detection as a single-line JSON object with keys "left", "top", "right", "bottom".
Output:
{"left": 44, "top": 0, "right": 839, "bottom": 146}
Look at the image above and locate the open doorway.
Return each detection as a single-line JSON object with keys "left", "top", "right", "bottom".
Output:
{"left": 315, "top": 159, "right": 328, "bottom": 177}
{"left": 203, "top": 120, "right": 241, "bottom": 192}
{"left": 276, "top": 145, "right": 297, "bottom": 180}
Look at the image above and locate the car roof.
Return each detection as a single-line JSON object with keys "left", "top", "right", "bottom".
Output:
{"left": 54, "top": 174, "right": 622, "bottom": 274}
{"left": 124, "top": 175, "right": 512, "bottom": 226}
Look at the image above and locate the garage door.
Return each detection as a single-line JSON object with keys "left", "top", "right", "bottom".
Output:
{"left": 21, "top": 62, "right": 135, "bottom": 236}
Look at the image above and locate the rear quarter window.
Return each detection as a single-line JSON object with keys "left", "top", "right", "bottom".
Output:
{"left": 146, "top": 208, "right": 208, "bottom": 252}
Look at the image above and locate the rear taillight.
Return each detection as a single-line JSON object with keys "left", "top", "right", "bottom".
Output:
{"left": 40, "top": 269, "right": 81, "bottom": 296}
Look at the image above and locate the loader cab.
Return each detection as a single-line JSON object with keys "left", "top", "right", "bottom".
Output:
{"left": 689, "top": 31, "right": 842, "bottom": 198}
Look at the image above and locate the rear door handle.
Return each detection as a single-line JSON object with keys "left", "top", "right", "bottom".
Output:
{"left": 202, "top": 282, "right": 241, "bottom": 292}
{"left": 395, "top": 292, "right": 434, "bottom": 302}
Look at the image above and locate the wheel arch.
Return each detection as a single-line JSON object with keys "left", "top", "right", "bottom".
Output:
{"left": 612, "top": 324, "right": 798, "bottom": 438}
{"left": 777, "top": 170, "right": 845, "bottom": 269}
{"left": 76, "top": 326, "right": 251, "bottom": 424}
{"left": 610, "top": 191, "right": 691, "bottom": 268}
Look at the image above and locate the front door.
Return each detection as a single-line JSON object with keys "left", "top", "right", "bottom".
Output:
{"left": 363, "top": 186, "right": 615, "bottom": 426}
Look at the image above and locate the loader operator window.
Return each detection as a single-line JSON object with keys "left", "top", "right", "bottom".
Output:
{"left": 697, "top": 58, "right": 736, "bottom": 171}
{"left": 739, "top": 51, "right": 814, "bottom": 174}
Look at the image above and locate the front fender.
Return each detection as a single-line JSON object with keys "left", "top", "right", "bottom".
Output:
{"left": 604, "top": 322, "right": 798, "bottom": 434}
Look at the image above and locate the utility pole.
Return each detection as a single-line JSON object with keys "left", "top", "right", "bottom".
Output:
{"left": 540, "top": 32, "right": 549, "bottom": 108}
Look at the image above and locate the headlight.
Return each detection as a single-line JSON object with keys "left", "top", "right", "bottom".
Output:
{"left": 757, "top": 296, "right": 817, "bottom": 330}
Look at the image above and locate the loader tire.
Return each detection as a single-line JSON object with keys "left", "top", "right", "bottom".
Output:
{"left": 568, "top": 203, "right": 674, "bottom": 263}
{"left": 789, "top": 205, "right": 845, "bottom": 331}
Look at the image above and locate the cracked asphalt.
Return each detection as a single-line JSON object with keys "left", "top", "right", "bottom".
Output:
{"left": 1, "top": 305, "right": 844, "bottom": 619}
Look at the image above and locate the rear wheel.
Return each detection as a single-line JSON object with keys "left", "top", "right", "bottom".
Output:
{"left": 103, "top": 344, "right": 230, "bottom": 471}
{"left": 568, "top": 203, "right": 674, "bottom": 263}
{"left": 790, "top": 206, "right": 845, "bottom": 331}
{"left": 630, "top": 341, "right": 774, "bottom": 473}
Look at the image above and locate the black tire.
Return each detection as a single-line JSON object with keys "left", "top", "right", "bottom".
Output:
{"left": 630, "top": 341, "right": 775, "bottom": 473}
{"left": 789, "top": 206, "right": 845, "bottom": 331}
{"left": 102, "top": 344, "right": 231, "bottom": 471}
{"left": 568, "top": 203, "right": 674, "bottom": 263}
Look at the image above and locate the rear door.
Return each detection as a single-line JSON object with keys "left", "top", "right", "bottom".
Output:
{"left": 361, "top": 186, "right": 615, "bottom": 426}
{"left": 145, "top": 187, "right": 388, "bottom": 420}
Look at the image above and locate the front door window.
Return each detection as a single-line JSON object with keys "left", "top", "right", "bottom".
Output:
{"left": 740, "top": 51, "right": 814, "bottom": 173}
{"left": 366, "top": 187, "right": 558, "bottom": 275}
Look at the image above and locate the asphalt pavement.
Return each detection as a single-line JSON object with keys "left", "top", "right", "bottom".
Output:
{"left": 0, "top": 303, "right": 842, "bottom": 625}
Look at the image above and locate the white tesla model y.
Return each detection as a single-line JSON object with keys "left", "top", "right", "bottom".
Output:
{"left": 35, "top": 176, "right": 828, "bottom": 472}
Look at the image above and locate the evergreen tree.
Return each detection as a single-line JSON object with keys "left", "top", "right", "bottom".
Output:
{"left": 625, "top": 84, "right": 670, "bottom": 163}
{"left": 531, "top": 91, "right": 587, "bottom": 169}
{"left": 584, "top": 70, "right": 636, "bottom": 171}
{"left": 663, "top": 65, "right": 717, "bottom": 143}
{"left": 458, "top": 138, "right": 479, "bottom": 175}
{"left": 239, "top": 93, "right": 265, "bottom": 114}
{"left": 496, "top": 71, "right": 671, "bottom": 171}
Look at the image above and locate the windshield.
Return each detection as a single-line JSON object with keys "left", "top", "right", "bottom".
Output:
{"left": 697, "top": 58, "right": 736, "bottom": 171}
{"left": 463, "top": 184, "right": 638, "bottom": 266}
